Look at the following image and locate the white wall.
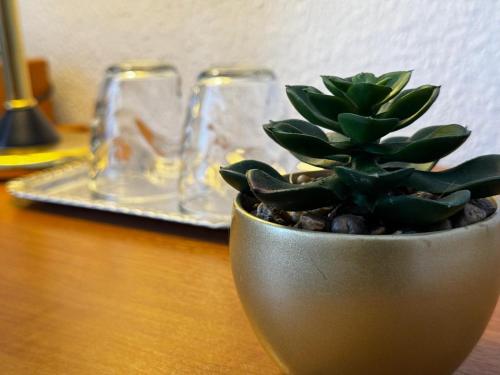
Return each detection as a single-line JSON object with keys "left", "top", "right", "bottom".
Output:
{"left": 19, "top": 0, "right": 500, "bottom": 164}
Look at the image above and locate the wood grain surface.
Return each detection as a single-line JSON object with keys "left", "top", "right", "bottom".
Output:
{"left": 0, "top": 185, "right": 498, "bottom": 374}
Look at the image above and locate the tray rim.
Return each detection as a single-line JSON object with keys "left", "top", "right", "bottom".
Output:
{"left": 6, "top": 161, "right": 230, "bottom": 230}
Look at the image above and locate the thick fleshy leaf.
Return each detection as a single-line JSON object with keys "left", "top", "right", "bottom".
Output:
{"left": 292, "top": 152, "right": 350, "bottom": 169}
{"left": 382, "top": 136, "right": 410, "bottom": 143}
{"left": 381, "top": 133, "right": 452, "bottom": 170}
{"left": 381, "top": 161, "right": 436, "bottom": 172}
{"left": 365, "top": 124, "right": 470, "bottom": 163}
{"left": 338, "top": 113, "right": 399, "bottom": 143}
{"left": 379, "top": 85, "right": 440, "bottom": 129}
{"left": 219, "top": 160, "right": 283, "bottom": 193}
{"left": 321, "top": 75, "right": 353, "bottom": 98}
{"left": 322, "top": 71, "right": 412, "bottom": 106}
{"left": 375, "top": 70, "right": 412, "bottom": 103}
{"left": 327, "top": 131, "right": 351, "bottom": 143}
{"left": 263, "top": 122, "right": 351, "bottom": 159}
{"left": 286, "top": 86, "right": 342, "bottom": 131}
{"left": 247, "top": 169, "right": 344, "bottom": 211}
{"left": 335, "top": 166, "right": 414, "bottom": 193}
{"left": 406, "top": 155, "right": 500, "bottom": 198}
{"left": 374, "top": 190, "right": 471, "bottom": 225}
{"left": 350, "top": 72, "right": 377, "bottom": 84}
{"left": 291, "top": 131, "right": 352, "bottom": 166}
{"left": 270, "top": 119, "right": 328, "bottom": 140}
{"left": 304, "top": 89, "right": 357, "bottom": 126}
{"left": 346, "top": 83, "right": 392, "bottom": 113}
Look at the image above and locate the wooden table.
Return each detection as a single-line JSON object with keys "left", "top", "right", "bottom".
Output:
{"left": 0, "top": 185, "right": 499, "bottom": 374}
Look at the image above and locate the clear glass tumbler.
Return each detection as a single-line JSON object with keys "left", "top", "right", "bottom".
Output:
{"left": 178, "top": 66, "right": 292, "bottom": 221}
{"left": 90, "top": 60, "right": 182, "bottom": 202}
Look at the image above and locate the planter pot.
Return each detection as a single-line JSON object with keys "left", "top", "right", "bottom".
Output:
{"left": 230, "top": 195, "right": 500, "bottom": 375}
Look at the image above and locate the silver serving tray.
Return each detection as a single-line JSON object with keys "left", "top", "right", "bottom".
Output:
{"left": 6, "top": 162, "right": 230, "bottom": 229}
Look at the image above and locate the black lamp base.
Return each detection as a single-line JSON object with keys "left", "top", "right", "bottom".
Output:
{"left": 0, "top": 106, "right": 60, "bottom": 148}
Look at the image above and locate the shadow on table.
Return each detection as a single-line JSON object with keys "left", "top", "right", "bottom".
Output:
{"left": 22, "top": 200, "right": 229, "bottom": 245}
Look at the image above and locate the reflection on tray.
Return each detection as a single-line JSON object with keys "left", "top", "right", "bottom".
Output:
{"left": 6, "top": 161, "right": 229, "bottom": 229}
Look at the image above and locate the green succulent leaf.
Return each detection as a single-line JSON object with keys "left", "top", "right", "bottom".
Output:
{"left": 263, "top": 121, "right": 351, "bottom": 160}
{"left": 379, "top": 85, "right": 440, "bottom": 129}
{"left": 365, "top": 124, "right": 470, "bottom": 163}
{"left": 338, "top": 113, "right": 399, "bottom": 144}
{"left": 381, "top": 161, "right": 437, "bottom": 172}
{"left": 247, "top": 169, "right": 344, "bottom": 211}
{"left": 321, "top": 75, "right": 353, "bottom": 98}
{"left": 290, "top": 130, "right": 351, "bottom": 167}
{"left": 406, "top": 155, "right": 500, "bottom": 198}
{"left": 219, "top": 160, "right": 283, "bottom": 194}
{"left": 335, "top": 166, "right": 414, "bottom": 194}
{"left": 375, "top": 70, "right": 412, "bottom": 103}
{"left": 303, "top": 89, "right": 357, "bottom": 127}
{"left": 374, "top": 190, "right": 471, "bottom": 226}
{"left": 350, "top": 72, "right": 377, "bottom": 84}
{"left": 292, "top": 152, "right": 350, "bottom": 169}
{"left": 346, "top": 83, "right": 392, "bottom": 113}
{"left": 270, "top": 119, "right": 328, "bottom": 140}
{"left": 381, "top": 137, "right": 442, "bottom": 170}
{"left": 380, "top": 136, "right": 438, "bottom": 170}
{"left": 327, "top": 131, "right": 351, "bottom": 143}
{"left": 381, "top": 136, "right": 410, "bottom": 143}
{"left": 286, "top": 86, "right": 343, "bottom": 132}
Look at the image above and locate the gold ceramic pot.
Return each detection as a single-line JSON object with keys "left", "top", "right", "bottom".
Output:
{"left": 230, "top": 196, "right": 500, "bottom": 375}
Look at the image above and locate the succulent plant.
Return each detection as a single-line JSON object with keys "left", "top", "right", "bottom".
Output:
{"left": 220, "top": 71, "right": 500, "bottom": 227}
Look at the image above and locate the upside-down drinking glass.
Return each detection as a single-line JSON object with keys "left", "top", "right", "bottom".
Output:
{"left": 90, "top": 60, "right": 182, "bottom": 202}
{"left": 178, "top": 66, "right": 293, "bottom": 221}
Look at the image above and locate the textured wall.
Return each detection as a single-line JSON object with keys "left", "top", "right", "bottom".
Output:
{"left": 19, "top": 0, "right": 500, "bottom": 164}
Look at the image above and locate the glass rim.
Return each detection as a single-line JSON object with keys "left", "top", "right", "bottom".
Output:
{"left": 197, "top": 65, "right": 276, "bottom": 82}
{"left": 106, "top": 60, "right": 178, "bottom": 75}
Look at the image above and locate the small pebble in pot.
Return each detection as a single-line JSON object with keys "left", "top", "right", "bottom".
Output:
{"left": 298, "top": 214, "right": 326, "bottom": 231}
{"left": 296, "top": 174, "right": 312, "bottom": 184}
{"left": 452, "top": 203, "right": 487, "bottom": 228}
{"left": 426, "top": 219, "right": 453, "bottom": 232}
{"left": 308, "top": 206, "right": 334, "bottom": 218}
{"left": 327, "top": 204, "right": 343, "bottom": 220}
{"left": 255, "top": 203, "right": 291, "bottom": 225}
{"left": 287, "top": 211, "right": 302, "bottom": 224}
{"left": 255, "top": 203, "right": 274, "bottom": 221}
{"left": 370, "top": 226, "right": 386, "bottom": 235}
{"left": 331, "top": 214, "right": 367, "bottom": 234}
{"left": 470, "top": 198, "right": 497, "bottom": 217}
{"left": 273, "top": 215, "right": 291, "bottom": 226}
{"left": 412, "top": 191, "right": 435, "bottom": 200}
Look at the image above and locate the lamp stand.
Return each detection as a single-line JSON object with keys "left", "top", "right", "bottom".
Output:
{"left": 0, "top": 0, "right": 59, "bottom": 148}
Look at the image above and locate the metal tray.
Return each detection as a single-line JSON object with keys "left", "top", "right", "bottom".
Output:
{"left": 6, "top": 161, "right": 230, "bottom": 229}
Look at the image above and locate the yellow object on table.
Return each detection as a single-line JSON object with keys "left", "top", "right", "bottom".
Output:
{"left": 0, "top": 124, "right": 89, "bottom": 179}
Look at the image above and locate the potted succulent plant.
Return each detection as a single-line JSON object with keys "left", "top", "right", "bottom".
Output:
{"left": 220, "top": 71, "right": 500, "bottom": 375}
